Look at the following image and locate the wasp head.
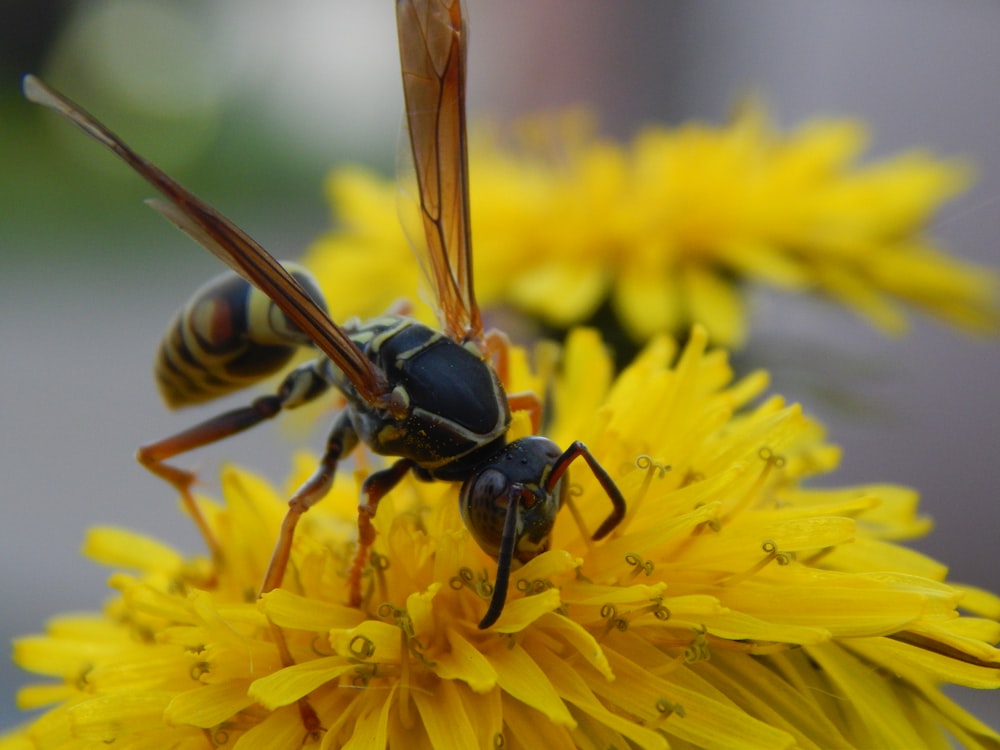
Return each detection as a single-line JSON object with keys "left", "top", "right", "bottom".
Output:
{"left": 460, "top": 436, "right": 566, "bottom": 564}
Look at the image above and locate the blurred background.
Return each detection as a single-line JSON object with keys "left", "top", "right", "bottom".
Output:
{"left": 2, "top": 0, "right": 998, "bottom": 732}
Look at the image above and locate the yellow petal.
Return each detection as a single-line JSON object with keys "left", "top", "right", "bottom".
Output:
{"left": 502, "top": 701, "right": 576, "bottom": 750}
{"left": 806, "top": 642, "right": 948, "bottom": 747}
{"left": 164, "top": 681, "right": 255, "bottom": 728}
{"left": 412, "top": 679, "right": 480, "bottom": 749}
{"left": 67, "top": 692, "right": 172, "bottom": 741}
{"left": 15, "top": 683, "right": 75, "bottom": 711}
{"left": 613, "top": 266, "right": 681, "bottom": 340}
{"left": 956, "top": 584, "right": 1000, "bottom": 619}
{"left": 530, "top": 644, "right": 669, "bottom": 749}
{"left": 717, "top": 578, "right": 928, "bottom": 636}
{"left": 510, "top": 262, "right": 607, "bottom": 324}
{"left": 331, "top": 621, "right": 403, "bottom": 662}
{"left": 534, "top": 613, "right": 614, "bottom": 681}
{"left": 849, "top": 636, "right": 1000, "bottom": 689}
{"left": 406, "top": 584, "right": 440, "bottom": 635}
{"left": 492, "top": 588, "right": 562, "bottom": 632}
{"left": 432, "top": 627, "right": 497, "bottom": 692}
{"left": 83, "top": 526, "right": 185, "bottom": 574}
{"left": 0, "top": 733, "right": 33, "bottom": 750}
{"left": 232, "top": 704, "right": 311, "bottom": 750}
{"left": 259, "top": 589, "right": 364, "bottom": 631}
{"left": 489, "top": 643, "right": 575, "bottom": 727}
{"left": 248, "top": 656, "right": 354, "bottom": 709}
{"left": 12, "top": 634, "right": 119, "bottom": 678}
{"left": 683, "top": 263, "right": 747, "bottom": 346}
{"left": 603, "top": 645, "right": 798, "bottom": 750}
{"left": 341, "top": 690, "right": 393, "bottom": 750}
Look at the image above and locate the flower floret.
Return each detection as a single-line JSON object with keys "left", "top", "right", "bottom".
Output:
{"left": 306, "top": 107, "right": 997, "bottom": 350}
{"left": 5, "top": 328, "right": 1000, "bottom": 748}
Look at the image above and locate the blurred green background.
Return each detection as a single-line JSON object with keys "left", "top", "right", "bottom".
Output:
{"left": 2, "top": 0, "right": 999, "bottom": 732}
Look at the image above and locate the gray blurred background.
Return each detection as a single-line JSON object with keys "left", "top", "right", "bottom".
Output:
{"left": 2, "top": 0, "right": 998, "bottom": 734}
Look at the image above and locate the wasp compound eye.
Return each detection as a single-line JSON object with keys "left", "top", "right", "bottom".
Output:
{"left": 460, "top": 468, "right": 511, "bottom": 558}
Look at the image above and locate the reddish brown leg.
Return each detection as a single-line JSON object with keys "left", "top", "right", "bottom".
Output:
{"left": 484, "top": 328, "right": 512, "bottom": 386}
{"left": 545, "top": 441, "right": 626, "bottom": 540}
{"left": 485, "top": 328, "right": 544, "bottom": 434}
{"left": 257, "top": 414, "right": 356, "bottom": 740}
{"left": 260, "top": 411, "right": 357, "bottom": 595}
{"left": 138, "top": 360, "right": 332, "bottom": 565}
{"left": 347, "top": 459, "right": 415, "bottom": 608}
{"left": 506, "top": 391, "right": 543, "bottom": 434}
{"left": 136, "top": 394, "right": 284, "bottom": 563}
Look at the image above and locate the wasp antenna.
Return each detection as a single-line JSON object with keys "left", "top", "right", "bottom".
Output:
{"left": 478, "top": 486, "right": 522, "bottom": 629}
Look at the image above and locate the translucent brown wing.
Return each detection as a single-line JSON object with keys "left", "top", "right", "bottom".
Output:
{"left": 396, "top": 0, "right": 483, "bottom": 345}
{"left": 22, "top": 75, "right": 390, "bottom": 406}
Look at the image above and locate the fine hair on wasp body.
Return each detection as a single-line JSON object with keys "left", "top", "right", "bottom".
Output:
{"left": 23, "top": 0, "right": 626, "bottom": 633}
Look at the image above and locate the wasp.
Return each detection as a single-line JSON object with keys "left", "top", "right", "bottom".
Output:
{"left": 23, "top": 0, "right": 625, "bottom": 630}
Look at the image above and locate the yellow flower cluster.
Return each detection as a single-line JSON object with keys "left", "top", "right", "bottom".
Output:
{"left": 6, "top": 329, "right": 999, "bottom": 749}
{"left": 305, "top": 108, "right": 997, "bottom": 348}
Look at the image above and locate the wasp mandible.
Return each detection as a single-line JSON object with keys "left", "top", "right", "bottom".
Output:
{"left": 23, "top": 0, "right": 626, "bottom": 629}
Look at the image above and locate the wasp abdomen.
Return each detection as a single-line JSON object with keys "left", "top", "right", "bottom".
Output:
{"left": 155, "top": 263, "right": 328, "bottom": 408}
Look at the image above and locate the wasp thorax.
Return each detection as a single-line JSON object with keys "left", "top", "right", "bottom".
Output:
{"left": 459, "top": 436, "right": 566, "bottom": 562}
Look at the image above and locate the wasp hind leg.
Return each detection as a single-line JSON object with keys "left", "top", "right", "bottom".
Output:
{"left": 136, "top": 360, "right": 332, "bottom": 568}
{"left": 137, "top": 393, "right": 286, "bottom": 566}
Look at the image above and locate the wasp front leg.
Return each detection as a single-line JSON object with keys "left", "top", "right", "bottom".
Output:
{"left": 545, "top": 441, "right": 627, "bottom": 541}
{"left": 136, "top": 359, "right": 332, "bottom": 566}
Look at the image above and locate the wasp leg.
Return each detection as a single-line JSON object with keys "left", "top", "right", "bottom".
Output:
{"left": 260, "top": 411, "right": 358, "bottom": 595}
{"left": 347, "top": 458, "right": 415, "bottom": 608}
{"left": 478, "top": 486, "right": 524, "bottom": 629}
{"left": 483, "top": 328, "right": 512, "bottom": 386}
{"left": 385, "top": 298, "right": 414, "bottom": 317}
{"left": 506, "top": 391, "right": 542, "bottom": 434}
{"left": 545, "top": 441, "right": 627, "bottom": 540}
{"left": 137, "top": 394, "right": 285, "bottom": 564}
{"left": 246, "top": 409, "right": 359, "bottom": 742}
{"left": 137, "top": 360, "right": 332, "bottom": 565}
{"left": 485, "top": 328, "right": 547, "bottom": 434}
{"left": 258, "top": 413, "right": 357, "bottom": 741}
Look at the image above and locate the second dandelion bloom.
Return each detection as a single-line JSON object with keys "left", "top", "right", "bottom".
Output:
{"left": 8, "top": 327, "right": 1000, "bottom": 748}
{"left": 306, "top": 107, "right": 997, "bottom": 350}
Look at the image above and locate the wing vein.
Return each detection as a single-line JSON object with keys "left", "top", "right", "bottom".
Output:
{"left": 397, "top": 0, "right": 482, "bottom": 344}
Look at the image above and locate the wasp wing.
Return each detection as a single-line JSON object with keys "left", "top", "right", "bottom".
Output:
{"left": 23, "top": 74, "right": 389, "bottom": 405}
{"left": 396, "top": 0, "right": 483, "bottom": 345}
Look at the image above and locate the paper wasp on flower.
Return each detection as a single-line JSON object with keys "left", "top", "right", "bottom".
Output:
{"left": 23, "top": 0, "right": 625, "bottom": 629}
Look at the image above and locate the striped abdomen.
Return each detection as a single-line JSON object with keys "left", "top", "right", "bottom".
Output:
{"left": 154, "top": 263, "right": 327, "bottom": 408}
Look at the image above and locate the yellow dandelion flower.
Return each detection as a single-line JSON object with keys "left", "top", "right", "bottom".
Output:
{"left": 5, "top": 327, "right": 1000, "bottom": 749}
{"left": 305, "top": 108, "right": 998, "bottom": 350}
